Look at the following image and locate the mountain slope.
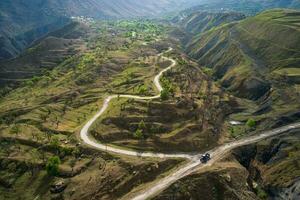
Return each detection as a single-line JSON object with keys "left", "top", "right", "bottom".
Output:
{"left": 155, "top": 9, "right": 300, "bottom": 200}
{"left": 0, "top": 0, "right": 201, "bottom": 60}
{"left": 186, "top": 0, "right": 300, "bottom": 15}
{"left": 0, "top": 20, "right": 228, "bottom": 199}
{"left": 187, "top": 9, "right": 300, "bottom": 100}
{"left": 1, "top": 0, "right": 300, "bottom": 60}
{"left": 173, "top": 11, "right": 245, "bottom": 35}
{"left": 185, "top": 9, "right": 300, "bottom": 144}
{"left": 0, "top": 22, "right": 89, "bottom": 91}
{"left": 0, "top": 0, "right": 71, "bottom": 60}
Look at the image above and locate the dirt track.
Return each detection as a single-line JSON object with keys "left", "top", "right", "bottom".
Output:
{"left": 80, "top": 47, "right": 300, "bottom": 199}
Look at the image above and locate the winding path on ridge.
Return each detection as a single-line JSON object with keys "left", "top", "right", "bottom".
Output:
{"left": 80, "top": 47, "right": 300, "bottom": 200}
{"left": 80, "top": 47, "right": 192, "bottom": 159}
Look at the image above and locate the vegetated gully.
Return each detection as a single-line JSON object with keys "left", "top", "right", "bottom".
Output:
{"left": 80, "top": 47, "right": 300, "bottom": 200}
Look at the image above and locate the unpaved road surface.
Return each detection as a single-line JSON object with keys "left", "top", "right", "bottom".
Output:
{"left": 130, "top": 123, "right": 300, "bottom": 200}
{"left": 80, "top": 48, "right": 192, "bottom": 159}
{"left": 80, "top": 47, "right": 300, "bottom": 200}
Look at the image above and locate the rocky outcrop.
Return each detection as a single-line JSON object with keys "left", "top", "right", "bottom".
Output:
{"left": 233, "top": 130, "right": 300, "bottom": 199}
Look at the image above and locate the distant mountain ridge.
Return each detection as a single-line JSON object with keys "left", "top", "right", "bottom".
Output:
{"left": 1, "top": 0, "right": 300, "bottom": 60}
{"left": 173, "top": 11, "right": 245, "bottom": 35}
{"left": 0, "top": 0, "right": 200, "bottom": 60}
{"left": 183, "top": 0, "right": 300, "bottom": 15}
{"left": 0, "top": 22, "right": 89, "bottom": 89}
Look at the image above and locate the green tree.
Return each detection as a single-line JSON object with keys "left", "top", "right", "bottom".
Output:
{"left": 46, "top": 156, "right": 61, "bottom": 176}
{"left": 202, "top": 67, "right": 213, "bottom": 76}
{"left": 246, "top": 119, "right": 256, "bottom": 128}
{"left": 138, "top": 120, "right": 146, "bottom": 130}
{"left": 160, "top": 89, "right": 170, "bottom": 100}
{"left": 138, "top": 85, "right": 148, "bottom": 95}
{"left": 134, "top": 129, "right": 143, "bottom": 139}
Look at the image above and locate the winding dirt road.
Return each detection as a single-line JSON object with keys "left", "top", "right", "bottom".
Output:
{"left": 80, "top": 47, "right": 300, "bottom": 200}
{"left": 80, "top": 47, "right": 192, "bottom": 159}
{"left": 130, "top": 123, "right": 300, "bottom": 200}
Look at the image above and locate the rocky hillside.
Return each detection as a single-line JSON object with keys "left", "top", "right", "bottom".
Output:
{"left": 233, "top": 130, "right": 300, "bottom": 200}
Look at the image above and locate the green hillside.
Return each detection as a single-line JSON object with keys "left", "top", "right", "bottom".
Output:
{"left": 0, "top": 3, "right": 300, "bottom": 200}
{"left": 186, "top": 8, "right": 300, "bottom": 150}
{"left": 187, "top": 9, "right": 300, "bottom": 100}
{"left": 0, "top": 19, "right": 232, "bottom": 199}
{"left": 157, "top": 9, "right": 300, "bottom": 199}
{"left": 0, "top": 20, "right": 171, "bottom": 199}
{"left": 173, "top": 11, "right": 245, "bottom": 35}
{"left": 1, "top": 0, "right": 300, "bottom": 60}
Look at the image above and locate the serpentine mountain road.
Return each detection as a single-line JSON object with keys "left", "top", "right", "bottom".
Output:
{"left": 80, "top": 47, "right": 300, "bottom": 199}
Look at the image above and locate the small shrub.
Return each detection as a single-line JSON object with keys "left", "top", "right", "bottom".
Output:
{"left": 246, "top": 119, "right": 256, "bottom": 128}
{"left": 160, "top": 89, "right": 170, "bottom": 100}
{"left": 134, "top": 129, "right": 143, "bottom": 139}
{"left": 50, "top": 136, "right": 60, "bottom": 148}
{"left": 46, "top": 156, "right": 61, "bottom": 176}
{"left": 202, "top": 67, "right": 213, "bottom": 76}
{"left": 138, "top": 120, "right": 146, "bottom": 130}
{"left": 138, "top": 85, "right": 148, "bottom": 95}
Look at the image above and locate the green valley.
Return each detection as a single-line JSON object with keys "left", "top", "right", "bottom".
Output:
{"left": 0, "top": 1, "right": 300, "bottom": 200}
